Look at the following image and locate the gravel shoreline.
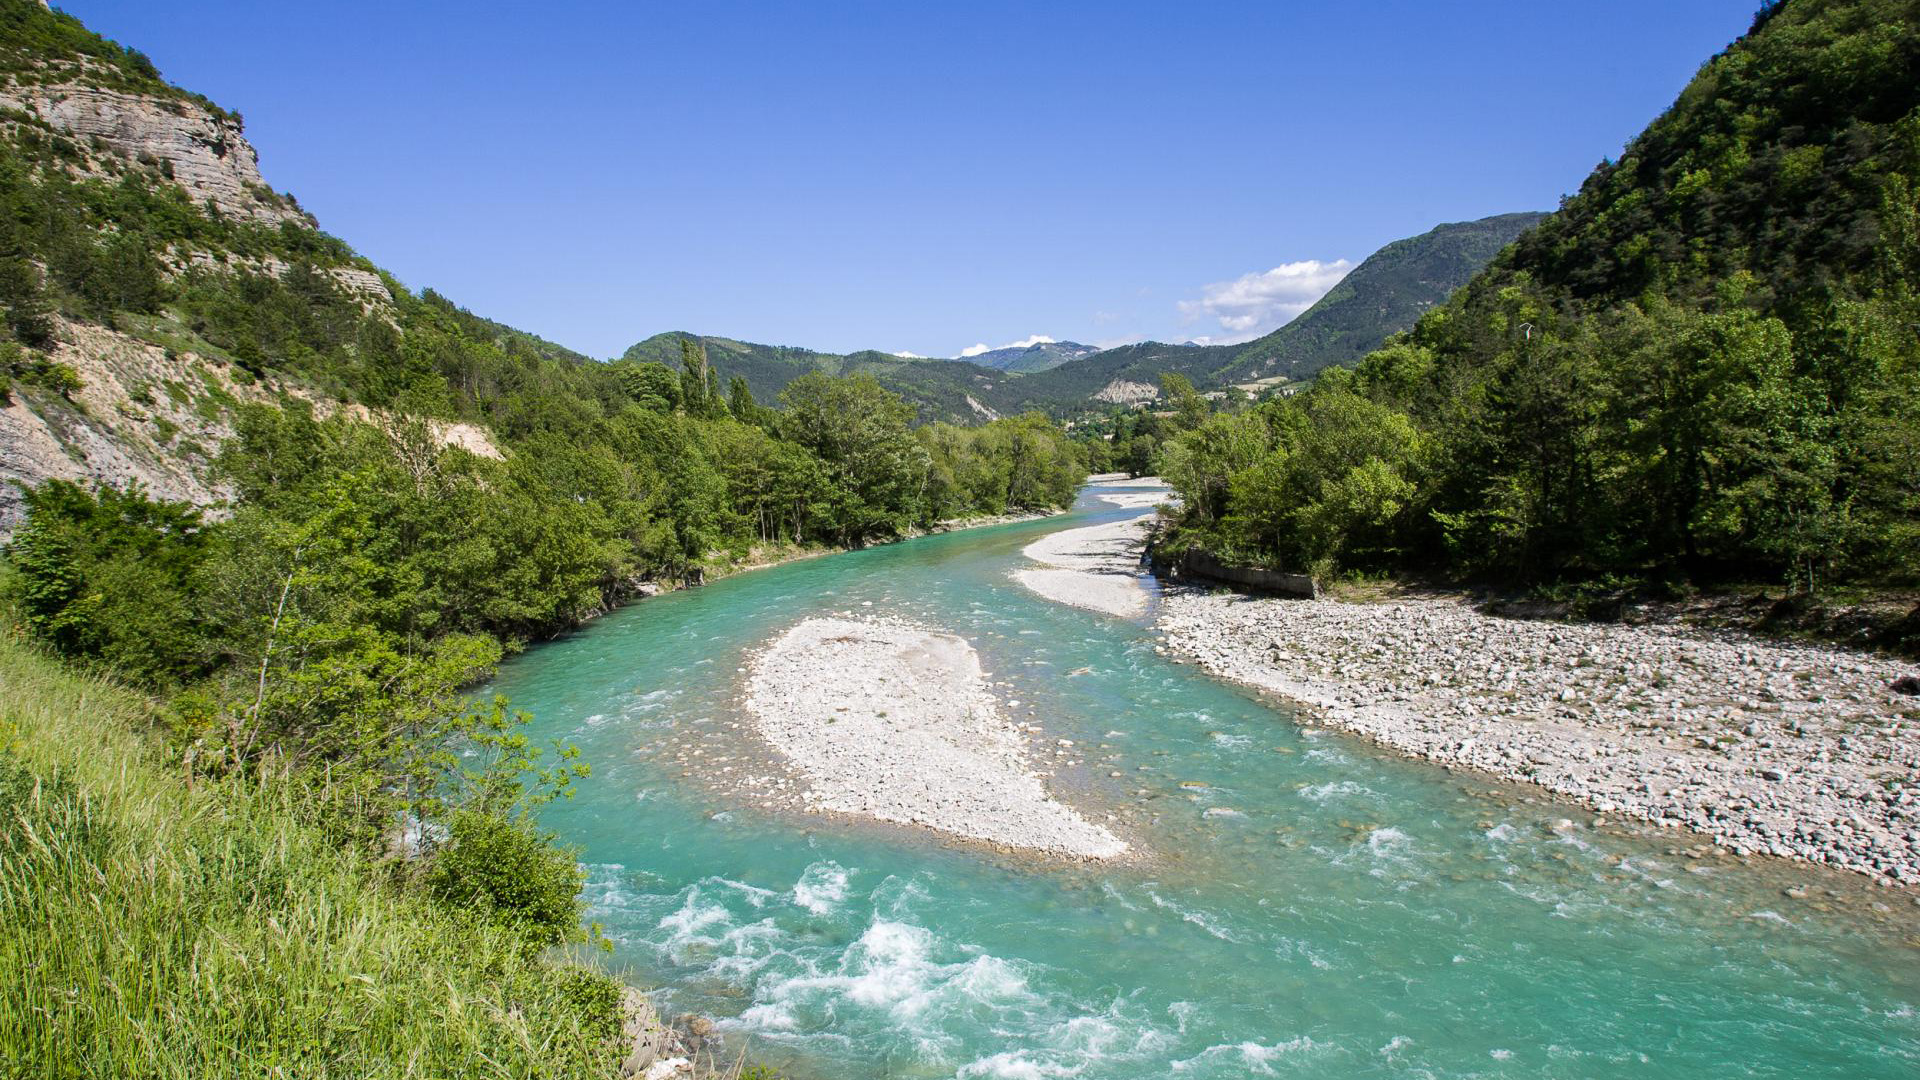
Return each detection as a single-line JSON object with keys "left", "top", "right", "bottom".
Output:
{"left": 1007, "top": 506, "right": 1920, "bottom": 886}
{"left": 744, "top": 616, "right": 1129, "bottom": 860}
{"left": 1013, "top": 517, "right": 1155, "bottom": 617}
{"left": 1159, "top": 593, "right": 1920, "bottom": 886}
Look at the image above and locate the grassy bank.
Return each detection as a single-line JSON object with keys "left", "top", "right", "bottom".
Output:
{"left": 0, "top": 629, "right": 628, "bottom": 1079}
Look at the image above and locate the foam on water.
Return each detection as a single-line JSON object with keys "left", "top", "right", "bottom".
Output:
{"left": 580, "top": 862, "right": 635, "bottom": 910}
{"left": 957, "top": 996, "right": 1171, "bottom": 1078}
{"left": 733, "top": 917, "right": 1058, "bottom": 1062}
{"left": 1171, "top": 1037, "right": 1322, "bottom": 1075}
{"left": 1298, "top": 780, "right": 1378, "bottom": 804}
{"left": 656, "top": 891, "right": 734, "bottom": 952}
{"left": 1143, "top": 886, "right": 1248, "bottom": 944}
{"left": 1271, "top": 935, "right": 1337, "bottom": 971}
{"left": 792, "top": 861, "right": 851, "bottom": 916}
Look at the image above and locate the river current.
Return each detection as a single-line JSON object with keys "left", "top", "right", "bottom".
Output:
{"left": 491, "top": 482, "right": 1920, "bottom": 1079}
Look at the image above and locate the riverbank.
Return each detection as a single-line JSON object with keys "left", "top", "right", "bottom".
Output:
{"left": 1159, "top": 592, "right": 1919, "bottom": 886}
{"left": 1008, "top": 479, "right": 1166, "bottom": 616}
{"left": 597, "top": 509, "right": 1074, "bottom": 619}
{"left": 1010, "top": 505, "right": 1920, "bottom": 886}
{"left": 743, "top": 616, "right": 1129, "bottom": 860}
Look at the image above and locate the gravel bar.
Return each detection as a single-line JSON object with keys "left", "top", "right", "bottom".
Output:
{"left": 745, "top": 616, "right": 1129, "bottom": 860}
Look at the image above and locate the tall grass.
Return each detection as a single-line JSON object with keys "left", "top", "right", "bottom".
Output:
{"left": 0, "top": 631, "right": 626, "bottom": 1078}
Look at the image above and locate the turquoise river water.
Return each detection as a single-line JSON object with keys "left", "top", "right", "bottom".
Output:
{"left": 491, "top": 483, "right": 1920, "bottom": 1079}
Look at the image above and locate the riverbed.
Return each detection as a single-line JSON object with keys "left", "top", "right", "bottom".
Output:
{"left": 492, "top": 482, "right": 1920, "bottom": 1079}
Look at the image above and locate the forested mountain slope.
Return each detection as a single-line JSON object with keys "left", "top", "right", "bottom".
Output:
{"left": 961, "top": 339, "right": 1099, "bottom": 373}
{"left": 1158, "top": 0, "right": 1920, "bottom": 595}
{"left": 994, "top": 214, "right": 1541, "bottom": 411}
{"left": 620, "top": 216, "right": 1538, "bottom": 421}
{"left": 1005, "top": 340, "right": 1239, "bottom": 409}
{"left": 1212, "top": 212, "right": 1546, "bottom": 385}
{"left": 623, "top": 329, "right": 1188, "bottom": 419}
{"left": 621, "top": 332, "right": 1016, "bottom": 422}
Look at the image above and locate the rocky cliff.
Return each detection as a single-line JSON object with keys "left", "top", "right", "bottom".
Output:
{"left": 0, "top": 317, "right": 240, "bottom": 530}
{"left": 0, "top": 78, "right": 304, "bottom": 226}
{"left": 0, "top": 10, "right": 497, "bottom": 535}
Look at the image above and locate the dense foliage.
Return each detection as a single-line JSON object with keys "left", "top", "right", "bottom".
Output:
{"left": 1158, "top": 0, "right": 1920, "bottom": 594}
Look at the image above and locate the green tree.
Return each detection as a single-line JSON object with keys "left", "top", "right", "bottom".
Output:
{"left": 5, "top": 481, "right": 214, "bottom": 686}
{"left": 612, "top": 360, "right": 682, "bottom": 412}
{"left": 1160, "top": 372, "right": 1209, "bottom": 432}
{"left": 780, "top": 372, "right": 929, "bottom": 544}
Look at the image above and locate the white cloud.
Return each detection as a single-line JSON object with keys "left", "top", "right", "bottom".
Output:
{"left": 1178, "top": 259, "right": 1352, "bottom": 336}
{"left": 959, "top": 334, "right": 1055, "bottom": 358}
{"left": 891, "top": 350, "right": 925, "bottom": 358}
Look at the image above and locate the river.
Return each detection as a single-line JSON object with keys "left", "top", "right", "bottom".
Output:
{"left": 489, "top": 481, "right": 1920, "bottom": 1079}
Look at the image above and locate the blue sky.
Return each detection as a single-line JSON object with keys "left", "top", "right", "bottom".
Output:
{"left": 63, "top": 1, "right": 1759, "bottom": 359}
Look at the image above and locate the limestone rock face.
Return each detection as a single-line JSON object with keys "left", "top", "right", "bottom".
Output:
{"left": 1093, "top": 379, "right": 1159, "bottom": 405}
{"left": 0, "top": 319, "right": 239, "bottom": 534}
{"left": 0, "top": 81, "right": 305, "bottom": 226}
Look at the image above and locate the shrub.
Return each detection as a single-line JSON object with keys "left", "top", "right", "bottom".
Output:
{"left": 424, "top": 810, "right": 586, "bottom": 949}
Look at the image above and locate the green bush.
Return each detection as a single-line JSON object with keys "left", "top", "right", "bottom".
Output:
{"left": 425, "top": 810, "right": 587, "bottom": 949}
{"left": 4, "top": 480, "right": 214, "bottom": 687}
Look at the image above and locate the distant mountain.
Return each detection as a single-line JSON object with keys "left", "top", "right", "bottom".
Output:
{"left": 618, "top": 214, "right": 1544, "bottom": 421}
{"left": 968, "top": 213, "right": 1544, "bottom": 414}
{"left": 1213, "top": 211, "right": 1547, "bottom": 385}
{"left": 959, "top": 340, "right": 1099, "bottom": 373}
{"left": 620, "top": 333, "right": 1016, "bottom": 423}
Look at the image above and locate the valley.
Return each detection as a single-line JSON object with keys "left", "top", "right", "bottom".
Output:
{"left": 3, "top": 1, "right": 1918, "bottom": 1078}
